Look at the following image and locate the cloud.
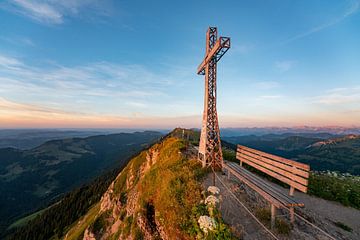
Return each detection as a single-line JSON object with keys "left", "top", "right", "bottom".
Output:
{"left": 284, "top": 0, "right": 360, "bottom": 43}
{"left": 126, "top": 101, "right": 147, "bottom": 108}
{"left": 0, "top": 97, "right": 202, "bottom": 128}
{"left": 275, "top": 60, "right": 296, "bottom": 72}
{"left": 231, "top": 43, "right": 255, "bottom": 55}
{"left": 313, "top": 86, "right": 360, "bottom": 104}
{"left": 0, "top": 54, "right": 171, "bottom": 99}
{"left": 0, "top": 97, "right": 71, "bottom": 114}
{"left": 258, "top": 95, "right": 283, "bottom": 100}
{"left": 0, "top": 53, "right": 196, "bottom": 123}
{"left": 1, "top": 0, "right": 111, "bottom": 24}
{"left": 0, "top": 54, "right": 23, "bottom": 68}
{"left": 0, "top": 36, "right": 35, "bottom": 47}
{"left": 254, "top": 81, "right": 280, "bottom": 90}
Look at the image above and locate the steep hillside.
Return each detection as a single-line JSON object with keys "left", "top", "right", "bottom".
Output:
{"left": 63, "top": 133, "right": 231, "bottom": 239}
{"left": 0, "top": 131, "right": 162, "bottom": 232}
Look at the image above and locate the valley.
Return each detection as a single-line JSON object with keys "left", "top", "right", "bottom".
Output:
{"left": 0, "top": 131, "right": 162, "bottom": 234}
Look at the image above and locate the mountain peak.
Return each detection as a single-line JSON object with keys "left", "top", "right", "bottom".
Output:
{"left": 311, "top": 134, "right": 360, "bottom": 147}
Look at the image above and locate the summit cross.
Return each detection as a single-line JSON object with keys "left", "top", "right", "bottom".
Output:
{"left": 197, "top": 27, "right": 230, "bottom": 170}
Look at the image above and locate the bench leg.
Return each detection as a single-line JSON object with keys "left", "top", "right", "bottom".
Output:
{"left": 289, "top": 186, "right": 295, "bottom": 196}
{"left": 289, "top": 207, "right": 295, "bottom": 224}
{"left": 271, "top": 204, "right": 276, "bottom": 230}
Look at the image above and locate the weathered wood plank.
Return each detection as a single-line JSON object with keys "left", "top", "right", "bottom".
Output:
{"left": 227, "top": 162, "right": 304, "bottom": 207}
{"left": 224, "top": 164, "right": 283, "bottom": 208}
{"left": 236, "top": 152, "right": 308, "bottom": 186}
{"left": 238, "top": 145, "right": 310, "bottom": 171}
{"left": 237, "top": 148, "right": 309, "bottom": 178}
{"left": 228, "top": 162, "right": 303, "bottom": 206}
{"left": 234, "top": 154, "right": 308, "bottom": 193}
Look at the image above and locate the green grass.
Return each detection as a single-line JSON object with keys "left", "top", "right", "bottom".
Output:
{"left": 308, "top": 173, "right": 360, "bottom": 209}
{"left": 65, "top": 134, "right": 233, "bottom": 239}
{"left": 64, "top": 203, "right": 100, "bottom": 240}
{"left": 8, "top": 208, "right": 47, "bottom": 229}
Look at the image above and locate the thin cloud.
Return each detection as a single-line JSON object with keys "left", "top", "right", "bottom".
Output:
{"left": 313, "top": 86, "right": 360, "bottom": 104}
{"left": 1, "top": 0, "right": 112, "bottom": 24}
{"left": 0, "top": 54, "right": 170, "bottom": 99}
{"left": 0, "top": 97, "right": 74, "bottom": 115}
{"left": 231, "top": 43, "right": 255, "bottom": 55}
{"left": 284, "top": 0, "right": 360, "bottom": 43}
{"left": 254, "top": 81, "right": 280, "bottom": 90}
{"left": 258, "top": 95, "right": 283, "bottom": 100}
{"left": 275, "top": 60, "right": 296, "bottom": 72}
{"left": 0, "top": 54, "right": 23, "bottom": 70}
{"left": 0, "top": 53, "right": 191, "bottom": 121}
{"left": 0, "top": 36, "right": 35, "bottom": 47}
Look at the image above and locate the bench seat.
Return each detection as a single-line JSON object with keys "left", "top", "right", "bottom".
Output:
{"left": 226, "top": 161, "right": 304, "bottom": 208}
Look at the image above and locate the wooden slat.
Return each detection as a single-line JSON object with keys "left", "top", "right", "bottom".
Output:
{"left": 228, "top": 162, "right": 304, "bottom": 207}
{"left": 238, "top": 148, "right": 309, "bottom": 179}
{"left": 238, "top": 145, "right": 310, "bottom": 171}
{"left": 237, "top": 152, "right": 308, "bottom": 186}
{"left": 224, "top": 164, "right": 283, "bottom": 208}
{"left": 235, "top": 153, "right": 308, "bottom": 193}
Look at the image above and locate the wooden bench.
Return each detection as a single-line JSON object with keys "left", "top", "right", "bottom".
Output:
{"left": 224, "top": 145, "right": 310, "bottom": 228}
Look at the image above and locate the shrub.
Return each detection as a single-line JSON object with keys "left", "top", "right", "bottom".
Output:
{"left": 334, "top": 221, "right": 352, "bottom": 232}
{"left": 275, "top": 219, "right": 291, "bottom": 235}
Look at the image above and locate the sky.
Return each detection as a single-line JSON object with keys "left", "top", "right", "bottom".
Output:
{"left": 0, "top": 0, "right": 359, "bottom": 129}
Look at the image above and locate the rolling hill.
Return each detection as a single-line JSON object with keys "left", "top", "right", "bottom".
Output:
{"left": 0, "top": 131, "right": 162, "bottom": 233}
{"left": 223, "top": 134, "right": 360, "bottom": 175}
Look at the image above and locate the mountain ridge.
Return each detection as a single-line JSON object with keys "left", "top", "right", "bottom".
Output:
{"left": 0, "top": 131, "right": 163, "bottom": 234}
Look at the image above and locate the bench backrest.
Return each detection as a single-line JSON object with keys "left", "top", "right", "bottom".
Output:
{"left": 236, "top": 145, "right": 310, "bottom": 195}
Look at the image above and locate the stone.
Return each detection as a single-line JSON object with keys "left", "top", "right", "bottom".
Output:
{"left": 83, "top": 228, "right": 96, "bottom": 240}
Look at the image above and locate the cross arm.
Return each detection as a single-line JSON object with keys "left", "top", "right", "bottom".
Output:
{"left": 197, "top": 37, "right": 230, "bottom": 75}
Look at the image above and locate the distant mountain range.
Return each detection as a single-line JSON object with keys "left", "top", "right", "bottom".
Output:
{"left": 0, "top": 129, "right": 168, "bottom": 149}
{"left": 223, "top": 133, "right": 360, "bottom": 175}
{"left": 220, "top": 126, "right": 360, "bottom": 137}
{"left": 0, "top": 131, "right": 162, "bottom": 233}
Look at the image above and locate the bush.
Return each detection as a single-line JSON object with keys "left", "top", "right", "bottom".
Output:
{"left": 275, "top": 219, "right": 291, "bottom": 235}
{"left": 334, "top": 221, "right": 352, "bottom": 232}
{"left": 255, "top": 208, "right": 271, "bottom": 223}
{"left": 308, "top": 173, "right": 360, "bottom": 209}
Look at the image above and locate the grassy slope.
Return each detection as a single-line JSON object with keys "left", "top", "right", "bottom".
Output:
{"left": 64, "top": 204, "right": 100, "bottom": 240}
{"left": 66, "top": 135, "right": 232, "bottom": 239}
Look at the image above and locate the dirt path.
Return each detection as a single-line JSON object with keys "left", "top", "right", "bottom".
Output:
{"left": 203, "top": 173, "right": 274, "bottom": 240}
{"left": 204, "top": 171, "right": 360, "bottom": 240}
{"left": 275, "top": 180, "right": 360, "bottom": 240}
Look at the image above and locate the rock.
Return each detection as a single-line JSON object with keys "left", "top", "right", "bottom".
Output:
{"left": 83, "top": 228, "right": 96, "bottom": 240}
{"left": 205, "top": 195, "right": 219, "bottom": 206}
{"left": 207, "top": 186, "right": 220, "bottom": 195}
{"left": 198, "top": 216, "right": 216, "bottom": 233}
{"left": 100, "top": 182, "right": 114, "bottom": 213}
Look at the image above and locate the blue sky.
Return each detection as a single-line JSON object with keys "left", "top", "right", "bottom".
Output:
{"left": 0, "top": 0, "right": 359, "bottom": 128}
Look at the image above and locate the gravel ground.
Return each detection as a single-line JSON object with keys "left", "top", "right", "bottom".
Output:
{"left": 203, "top": 173, "right": 273, "bottom": 240}
{"left": 203, "top": 171, "right": 360, "bottom": 240}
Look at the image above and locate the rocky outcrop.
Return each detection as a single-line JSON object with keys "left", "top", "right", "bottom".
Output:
{"left": 140, "top": 149, "right": 159, "bottom": 176}
{"left": 84, "top": 143, "right": 167, "bottom": 240}
{"left": 83, "top": 229, "right": 96, "bottom": 240}
{"left": 100, "top": 182, "right": 115, "bottom": 213}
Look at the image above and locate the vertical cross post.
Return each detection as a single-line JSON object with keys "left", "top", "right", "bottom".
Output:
{"left": 197, "top": 27, "right": 230, "bottom": 171}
